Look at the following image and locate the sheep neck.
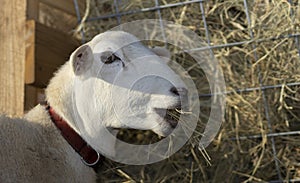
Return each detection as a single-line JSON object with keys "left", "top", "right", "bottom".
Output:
{"left": 45, "top": 103, "right": 104, "bottom": 168}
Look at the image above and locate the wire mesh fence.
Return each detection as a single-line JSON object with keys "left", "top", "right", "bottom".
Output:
{"left": 73, "top": 0, "right": 300, "bottom": 182}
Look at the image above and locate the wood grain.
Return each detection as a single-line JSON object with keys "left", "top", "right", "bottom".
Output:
{"left": 0, "top": 0, "right": 26, "bottom": 116}
{"left": 34, "top": 21, "right": 79, "bottom": 87}
{"left": 25, "top": 20, "right": 35, "bottom": 84}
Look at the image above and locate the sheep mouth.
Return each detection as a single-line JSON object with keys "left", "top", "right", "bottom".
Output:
{"left": 155, "top": 106, "right": 183, "bottom": 128}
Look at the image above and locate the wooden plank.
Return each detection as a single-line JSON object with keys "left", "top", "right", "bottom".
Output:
{"left": 24, "top": 85, "right": 45, "bottom": 111}
{"left": 25, "top": 20, "right": 35, "bottom": 84}
{"left": 38, "top": 3, "right": 78, "bottom": 34}
{"left": 33, "top": 21, "right": 80, "bottom": 87}
{"left": 40, "top": 0, "right": 85, "bottom": 17}
{"left": 26, "top": 0, "right": 39, "bottom": 20}
{"left": 0, "top": 0, "right": 26, "bottom": 116}
{"left": 24, "top": 85, "right": 38, "bottom": 111}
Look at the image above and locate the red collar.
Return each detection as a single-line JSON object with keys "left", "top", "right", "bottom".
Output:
{"left": 45, "top": 104, "right": 103, "bottom": 168}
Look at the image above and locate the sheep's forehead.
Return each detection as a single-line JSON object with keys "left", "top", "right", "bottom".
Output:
{"left": 91, "top": 31, "right": 155, "bottom": 59}
{"left": 91, "top": 31, "right": 141, "bottom": 49}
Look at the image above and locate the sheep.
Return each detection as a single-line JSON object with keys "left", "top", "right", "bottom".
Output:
{"left": 0, "top": 31, "right": 187, "bottom": 182}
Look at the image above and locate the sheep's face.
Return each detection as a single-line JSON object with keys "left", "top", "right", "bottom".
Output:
{"left": 70, "top": 31, "right": 187, "bottom": 143}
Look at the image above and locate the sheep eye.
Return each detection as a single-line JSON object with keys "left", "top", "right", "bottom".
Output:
{"left": 101, "top": 52, "right": 120, "bottom": 64}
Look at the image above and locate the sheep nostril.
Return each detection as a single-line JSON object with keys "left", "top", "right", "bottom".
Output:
{"left": 170, "top": 87, "right": 179, "bottom": 96}
{"left": 170, "top": 87, "right": 188, "bottom": 96}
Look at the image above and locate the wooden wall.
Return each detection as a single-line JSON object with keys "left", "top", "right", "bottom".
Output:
{"left": 24, "top": 0, "right": 81, "bottom": 111}
{"left": 0, "top": 0, "right": 83, "bottom": 115}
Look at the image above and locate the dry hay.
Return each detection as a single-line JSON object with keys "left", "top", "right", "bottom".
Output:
{"left": 72, "top": 0, "right": 300, "bottom": 182}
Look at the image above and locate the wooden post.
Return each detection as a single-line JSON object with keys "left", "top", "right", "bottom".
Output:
{"left": 25, "top": 20, "right": 36, "bottom": 84}
{"left": 0, "top": 0, "right": 26, "bottom": 116}
{"left": 25, "top": 0, "right": 39, "bottom": 84}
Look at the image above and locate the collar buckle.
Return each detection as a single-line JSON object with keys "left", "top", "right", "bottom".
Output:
{"left": 81, "top": 151, "right": 101, "bottom": 167}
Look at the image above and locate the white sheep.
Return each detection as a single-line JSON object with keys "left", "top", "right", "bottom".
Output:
{"left": 0, "top": 31, "right": 186, "bottom": 182}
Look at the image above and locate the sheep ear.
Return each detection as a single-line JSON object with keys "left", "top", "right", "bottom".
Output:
{"left": 151, "top": 47, "right": 171, "bottom": 62}
{"left": 70, "top": 44, "right": 93, "bottom": 75}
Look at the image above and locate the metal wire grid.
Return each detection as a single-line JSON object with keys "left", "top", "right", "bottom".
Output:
{"left": 73, "top": 0, "right": 300, "bottom": 182}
